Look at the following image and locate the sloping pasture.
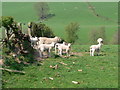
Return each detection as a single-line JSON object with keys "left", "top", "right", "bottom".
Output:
{"left": 2, "top": 45, "right": 118, "bottom": 88}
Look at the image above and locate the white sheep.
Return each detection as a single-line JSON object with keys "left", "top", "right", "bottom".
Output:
{"left": 55, "top": 42, "right": 66, "bottom": 54}
{"left": 37, "top": 42, "right": 55, "bottom": 58}
{"left": 90, "top": 38, "right": 103, "bottom": 56}
{"left": 30, "top": 36, "right": 39, "bottom": 48}
{"left": 38, "top": 36, "right": 61, "bottom": 44}
{"left": 57, "top": 43, "right": 71, "bottom": 57}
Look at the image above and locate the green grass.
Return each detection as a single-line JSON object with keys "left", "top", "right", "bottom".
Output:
{"left": 2, "top": 2, "right": 118, "bottom": 44}
{"left": 2, "top": 45, "right": 118, "bottom": 88}
{"left": 1, "top": 2, "right": 118, "bottom": 88}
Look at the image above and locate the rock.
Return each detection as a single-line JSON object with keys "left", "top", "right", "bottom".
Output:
{"left": 72, "top": 81, "right": 80, "bottom": 84}
{"left": 78, "top": 69, "right": 82, "bottom": 72}
{"left": 49, "top": 77, "right": 54, "bottom": 80}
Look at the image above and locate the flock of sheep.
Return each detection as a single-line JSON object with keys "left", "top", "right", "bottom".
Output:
{"left": 28, "top": 23, "right": 103, "bottom": 57}
{"left": 28, "top": 22, "right": 103, "bottom": 58}
{"left": 30, "top": 36, "right": 71, "bottom": 58}
{"left": 27, "top": 22, "right": 72, "bottom": 58}
{"left": 29, "top": 35, "right": 103, "bottom": 58}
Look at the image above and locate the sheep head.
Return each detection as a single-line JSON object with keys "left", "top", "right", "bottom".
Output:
{"left": 68, "top": 43, "right": 71, "bottom": 47}
{"left": 55, "top": 36, "right": 61, "bottom": 42}
{"left": 97, "top": 38, "right": 103, "bottom": 44}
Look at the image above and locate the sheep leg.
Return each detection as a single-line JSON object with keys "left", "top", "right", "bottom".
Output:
{"left": 33, "top": 42, "right": 36, "bottom": 48}
{"left": 58, "top": 49, "right": 61, "bottom": 55}
{"left": 58, "top": 49, "right": 60, "bottom": 55}
{"left": 31, "top": 42, "right": 33, "bottom": 47}
{"left": 39, "top": 50, "right": 43, "bottom": 58}
{"left": 67, "top": 52, "right": 69, "bottom": 57}
{"left": 41, "top": 52, "right": 43, "bottom": 58}
{"left": 68, "top": 49, "right": 71, "bottom": 56}
{"left": 66, "top": 50, "right": 70, "bottom": 57}
{"left": 97, "top": 49, "right": 100, "bottom": 56}
{"left": 92, "top": 49, "right": 95, "bottom": 56}
{"left": 39, "top": 51, "right": 42, "bottom": 58}
{"left": 55, "top": 45, "right": 57, "bottom": 54}
{"left": 33, "top": 44, "right": 34, "bottom": 48}
{"left": 56, "top": 49, "right": 58, "bottom": 55}
{"left": 90, "top": 49, "right": 92, "bottom": 56}
{"left": 48, "top": 48, "right": 51, "bottom": 57}
{"left": 59, "top": 49, "right": 62, "bottom": 56}
{"left": 34, "top": 42, "right": 37, "bottom": 48}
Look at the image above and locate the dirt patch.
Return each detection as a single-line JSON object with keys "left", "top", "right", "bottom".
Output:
{"left": 34, "top": 51, "right": 43, "bottom": 61}
{"left": 34, "top": 51, "right": 49, "bottom": 61}
{"left": 71, "top": 52, "right": 84, "bottom": 56}
{"left": 34, "top": 50, "right": 88, "bottom": 60}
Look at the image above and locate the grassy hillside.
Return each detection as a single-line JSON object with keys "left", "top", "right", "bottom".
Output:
{"left": 2, "top": 45, "right": 118, "bottom": 88}
{"left": 2, "top": 2, "right": 118, "bottom": 44}
{"left": 2, "top": 2, "right": 118, "bottom": 88}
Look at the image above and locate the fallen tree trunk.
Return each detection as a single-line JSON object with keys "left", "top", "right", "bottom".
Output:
{"left": 0, "top": 68, "right": 25, "bottom": 74}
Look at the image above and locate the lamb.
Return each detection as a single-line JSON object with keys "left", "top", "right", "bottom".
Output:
{"left": 38, "top": 36, "right": 61, "bottom": 44}
{"left": 55, "top": 42, "right": 66, "bottom": 54}
{"left": 57, "top": 43, "right": 71, "bottom": 56}
{"left": 37, "top": 42, "right": 55, "bottom": 58}
{"left": 30, "top": 36, "right": 39, "bottom": 48}
{"left": 90, "top": 38, "right": 103, "bottom": 56}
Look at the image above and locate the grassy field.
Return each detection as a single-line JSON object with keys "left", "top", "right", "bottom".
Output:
{"left": 2, "top": 2, "right": 118, "bottom": 44}
{"left": 1, "top": 2, "right": 118, "bottom": 88}
{"left": 2, "top": 45, "right": 118, "bottom": 88}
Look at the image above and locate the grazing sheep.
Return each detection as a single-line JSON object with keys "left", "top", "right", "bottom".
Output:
{"left": 55, "top": 42, "right": 66, "bottom": 54}
{"left": 38, "top": 36, "right": 61, "bottom": 44}
{"left": 27, "top": 22, "right": 39, "bottom": 47}
{"left": 90, "top": 38, "right": 103, "bottom": 56}
{"left": 57, "top": 43, "right": 71, "bottom": 57}
{"left": 37, "top": 42, "right": 55, "bottom": 58}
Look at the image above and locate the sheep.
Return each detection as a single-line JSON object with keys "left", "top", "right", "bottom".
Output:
{"left": 30, "top": 36, "right": 39, "bottom": 48}
{"left": 27, "top": 22, "right": 40, "bottom": 47}
{"left": 57, "top": 43, "right": 71, "bottom": 57}
{"left": 90, "top": 38, "right": 103, "bottom": 56}
{"left": 37, "top": 42, "right": 55, "bottom": 58}
{"left": 55, "top": 42, "right": 66, "bottom": 54}
{"left": 38, "top": 36, "right": 61, "bottom": 44}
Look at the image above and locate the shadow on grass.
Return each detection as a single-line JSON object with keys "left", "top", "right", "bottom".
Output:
{"left": 94, "top": 53, "right": 106, "bottom": 56}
